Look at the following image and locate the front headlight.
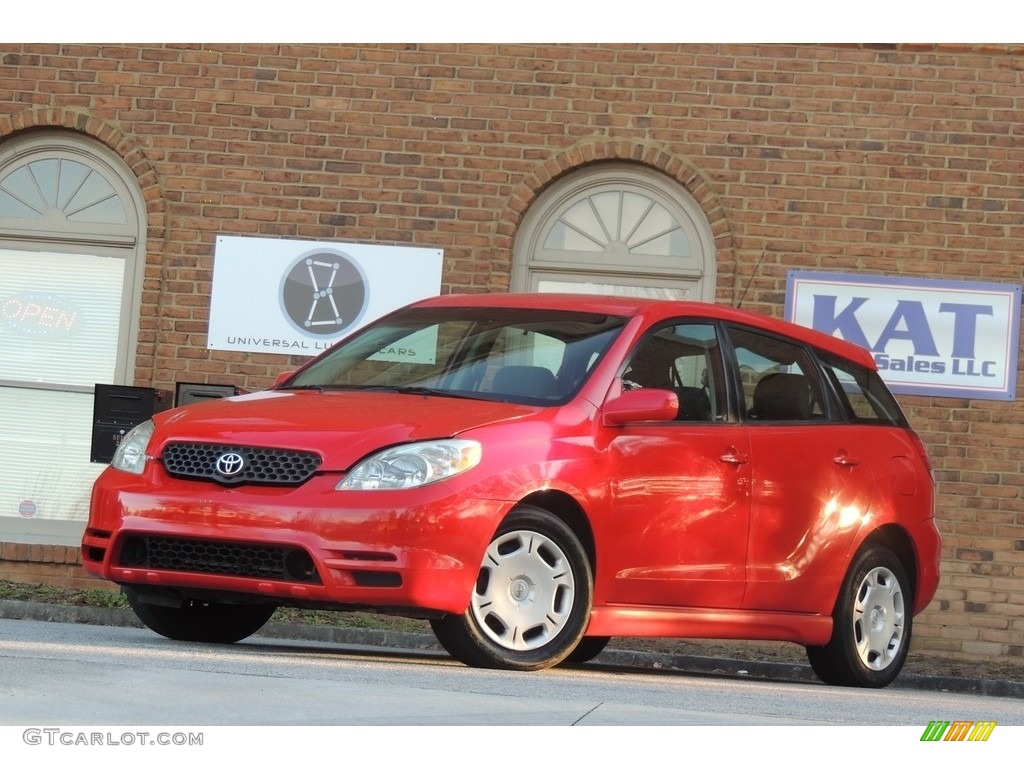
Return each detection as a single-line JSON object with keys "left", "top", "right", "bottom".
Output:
{"left": 337, "top": 439, "right": 482, "bottom": 491}
{"left": 110, "top": 419, "right": 155, "bottom": 475}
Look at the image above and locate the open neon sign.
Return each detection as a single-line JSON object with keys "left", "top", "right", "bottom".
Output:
{"left": 1, "top": 292, "right": 80, "bottom": 336}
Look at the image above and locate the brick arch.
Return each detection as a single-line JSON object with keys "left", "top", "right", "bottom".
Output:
{"left": 0, "top": 108, "right": 167, "bottom": 383}
{"left": 0, "top": 107, "right": 166, "bottom": 240}
{"left": 494, "top": 139, "right": 736, "bottom": 300}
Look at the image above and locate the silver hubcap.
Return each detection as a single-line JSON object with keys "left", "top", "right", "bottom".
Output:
{"left": 852, "top": 566, "right": 905, "bottom": 671}
{"left": 471, "top": 529, "right": 576, "bottom": 652}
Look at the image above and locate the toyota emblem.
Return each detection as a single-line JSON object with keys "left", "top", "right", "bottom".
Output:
{"left": 215, "top": 452, "right": 246, "bottom": 477}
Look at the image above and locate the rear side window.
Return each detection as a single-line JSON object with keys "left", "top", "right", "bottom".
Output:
{"left": 819, "top": 352, "right": 908, "bottom": 426}
{"left": 726, "top": 326, "right": 826, "bottom": 422}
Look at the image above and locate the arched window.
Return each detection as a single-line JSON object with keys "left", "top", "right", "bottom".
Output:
{"left": 0, "top": 131, "right": 146, "bottom": 545}
{"left": 512, "top": 163, "right": 716, "bottom": 301}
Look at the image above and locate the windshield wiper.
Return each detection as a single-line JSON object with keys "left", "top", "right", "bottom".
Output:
{"left": 394, "top": 386, "right": 463, "bottom": 398}
{"left": 283, "top": 384, "right": 475, "bottom": 399}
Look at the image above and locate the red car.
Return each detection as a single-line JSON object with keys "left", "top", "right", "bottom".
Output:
{"left": 83, "top": 293, "right": 940, "bottom": 687}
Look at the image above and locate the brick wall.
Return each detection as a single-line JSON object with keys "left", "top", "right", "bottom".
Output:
{"left": 0, "top": 543, "right": 117, "bottom": 592}
{"left": 0, "top": 43, "right": 1021, "bottom": 663}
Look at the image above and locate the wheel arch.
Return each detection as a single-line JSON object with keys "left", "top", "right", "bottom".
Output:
{"left": 808, "top": 529, "right": 917, "bottom": 687}
{"left": 850, "top": 524, "right": 918, "bottom": 607}
{"left": 431, "top": 491, "right": 597, "bottom": 671}
{"left": 518, "top": 489, "right": 596, "bottom": 576}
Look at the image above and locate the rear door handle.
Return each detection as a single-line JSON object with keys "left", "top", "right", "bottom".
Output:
{"left": 834, "top": 450, "right": 860, "bottom": 467}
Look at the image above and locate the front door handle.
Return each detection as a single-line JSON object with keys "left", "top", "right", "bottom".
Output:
{"left": 720, "top": 447, "right": 749, "bottom": 465}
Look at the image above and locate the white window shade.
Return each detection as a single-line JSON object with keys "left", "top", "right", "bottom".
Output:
{"left": 0, "top": 247, "right": 124, "bottom": 524}
{"left": 0, "top": 248, "right": 124, "bottom": 388}
{"left": 0, "top": 387, "right": 103, "bottom": 523}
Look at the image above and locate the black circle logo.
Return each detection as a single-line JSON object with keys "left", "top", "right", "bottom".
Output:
{"left": 280, "top": 249, "right": 368, "bottom": 336}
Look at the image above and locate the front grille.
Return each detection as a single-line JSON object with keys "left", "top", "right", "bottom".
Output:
{"left": 161, "top": 442, "right": 321, "bottom": 485}
{"left": 118, "top": 535, "right": 321, "bottom": 584}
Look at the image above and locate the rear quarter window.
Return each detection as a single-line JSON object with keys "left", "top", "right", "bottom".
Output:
{"left": 819, "top": 352, "right": 907, "bottom": 426}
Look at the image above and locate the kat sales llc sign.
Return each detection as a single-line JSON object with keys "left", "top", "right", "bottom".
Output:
{"left": 208, "top": 236, "right": 443, "bottom": 356}
{"left": 786, "top": 271, "right": 1021, "bottom": 400}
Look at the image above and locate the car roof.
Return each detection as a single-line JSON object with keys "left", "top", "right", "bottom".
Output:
{"left": 414, "top": 292, "right": 878, "bottom": 370}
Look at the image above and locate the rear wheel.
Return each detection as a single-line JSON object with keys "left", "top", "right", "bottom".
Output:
{"left": 431, "top": 505, "right": 593, "bottom": 671}
{"left": 124, "top": 586, "right": 276, "bottom": 644}
{"left": 806, "top": 547, "right": 912, "bottom": 688}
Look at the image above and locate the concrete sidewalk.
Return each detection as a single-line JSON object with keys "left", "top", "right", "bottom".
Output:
{"left": 2, "top": 598, "right": 1020, "bottom": 699}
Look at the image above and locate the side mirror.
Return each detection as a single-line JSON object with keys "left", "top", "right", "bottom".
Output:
{"left": 603, "top": 388, "right": 679, "bottom": 425}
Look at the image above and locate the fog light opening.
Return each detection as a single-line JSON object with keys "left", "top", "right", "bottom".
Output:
{"left": 121, "top": 537, "right": 148, "bottom": 567}
{"left": 284, "top": 549, "right": 317, "bottom": 582}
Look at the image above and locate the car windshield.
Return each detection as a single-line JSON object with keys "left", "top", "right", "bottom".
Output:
{"left": 282, "top": 306, "right": 628, "bottom": 405}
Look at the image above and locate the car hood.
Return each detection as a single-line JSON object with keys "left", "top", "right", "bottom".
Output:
{"left": 151, "top": 389, "right": 540, "bottom": 471}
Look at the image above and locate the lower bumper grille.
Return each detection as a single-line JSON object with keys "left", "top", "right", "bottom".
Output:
{"left": 118, "top": 535, "right": 321, "bottom": 584}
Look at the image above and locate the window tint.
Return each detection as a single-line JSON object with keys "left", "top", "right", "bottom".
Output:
{"left": 623, "top": 323, "right": 723, "bottom": 421}
{"left": 726, "top": 327, "right": 825, "bottom": 422}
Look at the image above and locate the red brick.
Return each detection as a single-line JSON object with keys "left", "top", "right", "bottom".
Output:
{"left": 1, "top": 42, "right": 1023, "bottom": 664}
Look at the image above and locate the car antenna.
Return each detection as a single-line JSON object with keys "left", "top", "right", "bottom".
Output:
{"left": 736, "top": 249, "right": 767, "bottom": 309}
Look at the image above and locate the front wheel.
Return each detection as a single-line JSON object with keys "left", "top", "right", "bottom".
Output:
{"left": 561, "top": 636, "right": 611, "bottom": 665}
{"left": 431, "top": 505, "right": 593, "bottom": 671}
{"left": 124, "top": 586, "right": 276, "bottom": 644}
{"left": 806, "top": 547, "right": 913, "bottom": 688}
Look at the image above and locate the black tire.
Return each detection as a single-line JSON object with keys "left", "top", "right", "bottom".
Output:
{"left": 124, "top": 586, "right": 276, "bottom": 644}
{"left": 805, "top": 547, "right": 913, "bottom": 688}
{"left": 561, "top": 636, "right": 610, "bottom": 665}
{"left": 430, "top": 505, "right": 593, "bottom": 671}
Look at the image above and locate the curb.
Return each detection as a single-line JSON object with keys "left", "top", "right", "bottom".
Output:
{"left": 2, "top": 599, "right": 1021, "bottom": 699}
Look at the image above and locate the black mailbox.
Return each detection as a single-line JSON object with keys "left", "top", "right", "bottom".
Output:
{"left": 174, "top": 382, "right": 241, "bottom": 406}
{"left": 90, "top": 384, "right": 173, "bottom": 464}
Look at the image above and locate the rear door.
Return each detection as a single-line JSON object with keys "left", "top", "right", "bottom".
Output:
{"left": 723, "top": 325, "right": 875, "bottom": 614}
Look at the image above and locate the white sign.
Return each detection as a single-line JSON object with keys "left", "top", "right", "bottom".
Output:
{"left": 786, "top": 271, "right": 1021, "bottom": 400}
{"left": 208, "top": 236, "right": 443, "bottom": 356}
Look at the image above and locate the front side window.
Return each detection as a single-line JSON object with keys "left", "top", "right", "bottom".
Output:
{"left": 622, "top": 323, "right": 724, "bottom": 422}
{"left": 285, "top": 307, "right": 628, "bottom": 406}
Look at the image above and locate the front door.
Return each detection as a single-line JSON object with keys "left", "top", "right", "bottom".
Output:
{"left": 599, "top": 322, "right": 750, "bottom": 609}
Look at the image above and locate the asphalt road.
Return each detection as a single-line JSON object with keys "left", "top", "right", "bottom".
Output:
{"left": 1, "top": 617, "right": 1021, "bottom": 727}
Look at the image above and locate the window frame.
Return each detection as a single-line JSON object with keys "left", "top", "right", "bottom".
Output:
{"left": 513, "top": 163, "right": 717, "bottom": 301}
{"left": 618, "top": 319, "right": 730, "bottom": 424}
{"left": 720, "top": 323, "right": 835, "bottom": 425}
{"left": 0, "top": 130, "right": 147, "bottom": 545}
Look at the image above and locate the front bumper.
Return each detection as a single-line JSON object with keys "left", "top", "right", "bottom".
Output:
{"left": 82, "top": 465, "right": 508, "bottom": 616}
